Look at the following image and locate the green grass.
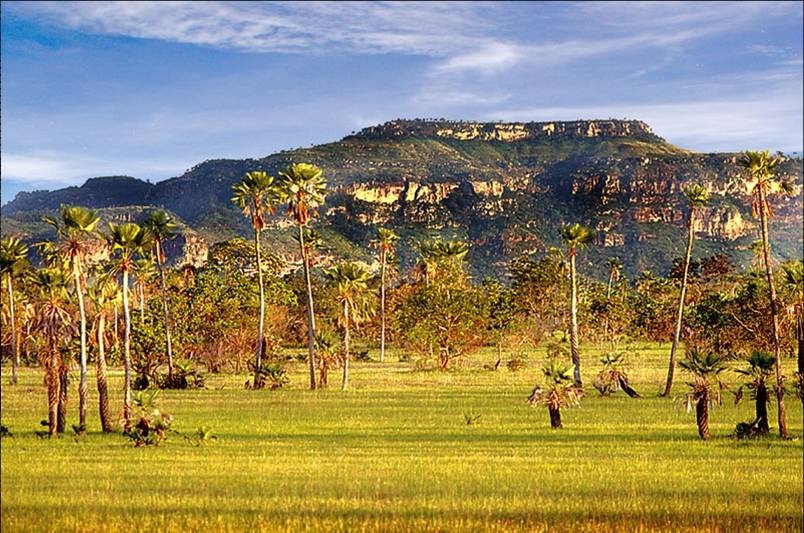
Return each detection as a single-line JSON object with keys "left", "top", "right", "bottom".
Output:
{"left": 2, "top": 343, "right": 802, "bottom": 532}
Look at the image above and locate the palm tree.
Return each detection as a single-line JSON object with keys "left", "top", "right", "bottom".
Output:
{"left": 325, "top": 262, "right": 374, "bottom": 390}
{"left": 88, "top": 275, "right": 119, "bottom": 432}
{"left": 735, "top": 351, "right": 776, "bottom": 435}
{"left": 679, "top": 349, "right": 727, "bottom": 440}
{"left": 606, "top": 257, "right": 622, "bottom": 298}
{"left": 372, "top": 227, "right": 398, "bottom": 363}
{"left": 278, "top": 162, "right": 327, "bottom": 390}
{"left": 782, "top": 261, "right": 804, "bottom": 397}
{"left": 232, "top": 171, "right": 282, "bottom": 389}
{"left": 417, "top": 239, "right": 468, "bottom": 286}
{"left": 738, "top": 150, "right": 789, "bottom": 438}
{"left": 133, "top": 257, "right": 156, "bottom": 323}
{"left": 43, "top": 205, "right": 100, "bottom": 432}
{"left": 528, "top": 359, "right": 583, "bottom": 428}
{"left": 142, "top": 210, "right": 178, "bottom": 379}
{"left": 31, "top": 268, "right": 72, "bottom": 437}
{"left": 560, "top": 223, "right": 595, "bottom": 387}
{"left": 662, "top": 184, "right": 709, "bottom": 397}
{"left": 105, "top": 222, "right": 151, "bottom": 432}
{"left": 0, "top": 237, "right": 29, "bottom": 385}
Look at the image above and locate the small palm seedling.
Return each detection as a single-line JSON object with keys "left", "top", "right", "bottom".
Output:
{"left": 125, "top": 390, "right": 172, "bottom": 447}
{"left": 678, "top": 349, "right": 727, "bottom": 440}
{"left": 185, "top": 426, "right": 218, "bottom": 446}
{"left": 733, "top": 351, "right": 775, "bottom": 438}
{"left": 528, "top": 359, "right": 583, "bottom": 429}
{"left": 463, "top": 413, "right": 481, "bottom": 425}
{"left": 593, "top": 352, "right": 639, "bottom": 398}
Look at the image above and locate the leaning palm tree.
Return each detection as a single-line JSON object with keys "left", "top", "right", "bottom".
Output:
{"left": 31, "top": 267, "right": 72, "bottom": 437}
{"left": 142, "top": 210, "right": 178, "bottom": 379}
{"left": 325, "top": 262, "right": 374, "bottom": 390}
{"left": 528, "top": 359, "right": 583, "bottom": 429}
{"left": 278, "top": 163, "right": 327, "bottom": 390}
{"left": 43, "top": 205, "right": 100, "bottom": 432}
{"left": 0, "top": 237, "right": 30, "bottom": 385}
{"left": 735, "top": 350, "right": 776, "bottom": 436}
{"left": 738, "top": 150, "right": 789, "bottom": 438}
{"left": 372, "top": 227, "right": 398, "bottom": 363}
{"left": 560, "top": 223, "right": 595, "bottom": 387}
{"left": 87, "top": 275, "right": 119, "bottom": 432}
{"left": 232, "top": 171, "right": 282, "bottom": 389}
{"left": 662, "top": 184, "right": 709, "bottom": 397}
{"left": 679, "top": 349, "right": 727, "bottom": 440}
{"left": 105, "top": 223, "right": 151, "bottom": 432}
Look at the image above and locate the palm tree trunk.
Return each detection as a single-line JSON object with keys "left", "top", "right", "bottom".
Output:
{"left": 342, "top": 301, "right": 350, "bottom": 391}
{"left": 663, "top": 207, "right": 696, "bottom": 397}
{"left": 757, "top": 187, "right": 789, "bottom": 438}
{"left": 253, "top": 228, "right": 266, "bottom": 388}
{"left": 96, "top": 313, "right": 113, "bottom": 432}
{"left": 299, "top": 225, "right": 317, "bottom": 390}
{"left": 569, "top": 252, "right": 582, "bottom": 387}
{"left": 696, "top": 391, "right": 709, "bottom": 440}
{"left": 122, "top": 270, "right": 132, "bottom": 432}
{"left": 380, "top": 248, "right": 387, "bottom": 363}
{"left": 73, "top": 259, "right": 89, "bottom": 431}
{"left": 57, "top": 359, "right": 68, "bottom": 434}
{"left": 7, "top": 276, "right": 18, "bottom": 385}
{"left": 156, "top": 241, "right": 174, "bottom": 379}
{"left": 549, "top": 405, "right": 562, "bottom": 429}
{"left": 47, "top": 341, "right": 60, "bottom": 437}
{"left": 138, "top": 282, "right": 145, "bottom": 323}
{"left": 756, "top": 382, "right": 769, "bottom": 434}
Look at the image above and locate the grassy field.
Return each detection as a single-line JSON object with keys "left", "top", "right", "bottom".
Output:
{"left": 1, "top": 343, "right": 802, "bottom": 532}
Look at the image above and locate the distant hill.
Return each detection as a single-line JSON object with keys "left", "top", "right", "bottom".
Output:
{"left": 2, "top": 118, "right": 802, "bottom": 279}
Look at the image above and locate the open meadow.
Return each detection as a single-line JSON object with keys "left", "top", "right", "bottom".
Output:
{"left": 1, "top": 343, "right": 802, "bottom": 532}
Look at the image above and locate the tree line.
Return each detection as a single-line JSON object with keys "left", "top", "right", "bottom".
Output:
{"left": 1, "top": 152, "right": 802, "bottom": 441}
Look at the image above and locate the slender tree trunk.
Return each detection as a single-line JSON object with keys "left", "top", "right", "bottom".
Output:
{"left": 8, "top": 276, "right": 18, "bottom": 385}
{"left": 757, "top": 187, "right": 789, "bottom": 438}
{"left": 47, "top": 340, "right": 60, "bottom": 437}
{"left": 342, "top": 301, "right": 350, "bottom": 391}
{"left": 663, "top": 207, "right": 696, "bottom": 397}
{"left": 380, "top": 248, "right": 387, "bottom": 363}
{"left": 57, "top": 359, "right": 68, "bottom": 434}
{"left": 604, "top": 271, "right": 613, "bottom": 339}
{"left": 138, "top": 282, "right": 145, "bottom": 323}
{"left": 299, "top": 225, "right": 317, "bottom": 390}
{"left": 756, "top": 382, "right": 769, "bottom": 435}
{"left": 122, "top": 270, "right": 132, "bottom": 432}
{"left": 73, "top": 259, "right": 89, "bottom": 432}
{"left": 156, "top": 241, "right": 174, "bottom": 379}
{"left": 96, "top": 313, "right": 113, "bottom": 432}
{"left": 549, "top": 405, "right": 562, "bottom": 429}
{"left": 569, "top": 251, "right": 582, "bottom": 387}
{"left": 696, "top": 390, "right": 710, "bottom": 440}
{"left": 253, "top": 228, "right": 266, "bottom": 388}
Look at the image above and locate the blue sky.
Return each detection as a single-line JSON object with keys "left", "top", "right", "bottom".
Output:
{"left": 1, "top": 1, "right": 802, "bottom": 203}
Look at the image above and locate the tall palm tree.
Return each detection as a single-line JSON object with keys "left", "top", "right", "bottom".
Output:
{"left": 738, "top": 150, "right": 789, "bottom": 438}
{"left": 782, "top": 261, "right": 804, "bottom": 392}
{"left": 105, "top": 222, "right": 151, "bottom": 432}
{"left": 325, "top": 262, "right": 374, "bottom": 390}
{"left": 662, "top": 184, "right": 709, "bottom": 397}
{"left": 606, "top": 257, "right": 622, "bottom": 298}
{"left": 372, "top": 228, "right": 398, "bottom": 363}
{"left": 88, "top": 275, "right": 119, "bottom": 432}
{"left": 143, "top": 210, "right": 178, "bottom": 379}
{"left": 0, "top": 237, "right": 29, "bottom": 385}
{"left": 560, "top": 223, "right": 595, "bottom": 387}
{"left": 278, "top": 163, "right": 327, "bottom": 390}
{"left": 43, "top": 205, "right": 100, "bottom": 432}
{"left": 133, "top": 257, "right": 156, "bottom": 323}
{"left": 680, "top": 349, "right": 727, "bottom": 440}
{"left": 31, "top": 268, "right": 72, "bottom": 437}
{"left": 232, "top": 171, "right": 282, "bottom": 389}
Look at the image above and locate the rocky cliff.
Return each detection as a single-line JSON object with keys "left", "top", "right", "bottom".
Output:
{"left": 2, "top": 119, "right": 802, "bottom": 279}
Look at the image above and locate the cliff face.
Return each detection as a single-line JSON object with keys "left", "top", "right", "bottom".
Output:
{"left": 2, "top": 119, "right": 802, "bottom": 279}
